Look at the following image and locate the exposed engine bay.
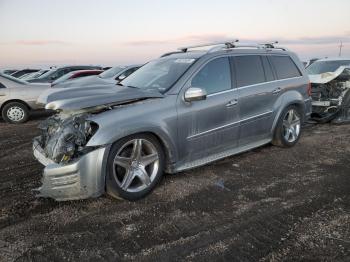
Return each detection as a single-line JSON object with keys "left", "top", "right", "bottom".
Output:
{"left": 310, "top": 66, "right": 350, "bottom": 123}
{"left": 35, "top": 113, "right": 98, "bottom": 164}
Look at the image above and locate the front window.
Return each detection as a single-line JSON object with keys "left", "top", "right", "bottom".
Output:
{"left": 121, "top": 57, "right": 196, "bottom": 93}
{"left": 100, "top": 67, "right": 124, "bottom": 79}
{"left": 191, "top": 57, "right": 231, "bottom": 94}
{"left": 306, "top": 60, "right": 350, "bottom": 75}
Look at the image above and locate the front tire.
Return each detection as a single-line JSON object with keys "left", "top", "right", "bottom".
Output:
{"left": 272, "top": 105, "right": 302, "bottom": 147}
{"left": 2, "top": 102, "right": 29, "bottom": 124}
{"left": 106, "top": 134, "right": 165, "bottom": 200}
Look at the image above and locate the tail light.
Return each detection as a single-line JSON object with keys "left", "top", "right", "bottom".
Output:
{"left": 307, "top": 82, "right": 312, "bottom": 97}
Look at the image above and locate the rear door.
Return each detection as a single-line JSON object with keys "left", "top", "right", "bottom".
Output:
{"left": 233, "top": 55, "right": 278, "bottom": 145}
{"left": 177, "top": 56, "right": 240, "bottom": 163}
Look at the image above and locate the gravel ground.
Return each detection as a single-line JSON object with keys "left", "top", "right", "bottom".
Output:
{"left": 0, "top": 116, "right": 349, "bottom": 262}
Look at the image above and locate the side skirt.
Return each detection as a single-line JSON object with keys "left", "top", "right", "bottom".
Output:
{"left": 172, "top": 138, "right": 271, "bottom": 173}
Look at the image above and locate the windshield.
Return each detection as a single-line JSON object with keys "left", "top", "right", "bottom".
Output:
{"left": 121, "top": 57, "right": 196, "bottom": 93}
{"left": 0, "top": 73, "right": 27, "bottom": 84}
{"left": 37, "top": 69, "right": 55, "bottom": 79}
{"left": 99, "top": 66, "right": 124, "bottom": 79}
{"left": 306, "top": 60, "right": 350, "bottom": 75}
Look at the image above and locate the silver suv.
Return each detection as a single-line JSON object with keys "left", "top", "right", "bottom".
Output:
{"left": 33, "top": 41, "right": 312, "bottom": 201}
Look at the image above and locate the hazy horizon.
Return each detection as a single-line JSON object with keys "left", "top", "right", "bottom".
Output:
{"left": 1, "top": 0, "right": 349, "bottom": 69}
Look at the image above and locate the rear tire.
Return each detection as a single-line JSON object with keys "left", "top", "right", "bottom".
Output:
{"left": 106, "top": 134, "right": 165, "bottom": 201}
{"left": 272, "top": 105, "right": 302, "bottom": 147}
{"left": 2, "top": 102, "right": 29, "bottom": 124}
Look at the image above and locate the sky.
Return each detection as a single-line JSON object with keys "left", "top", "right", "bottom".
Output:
{"left": 0, "top": 0, "right": 349, "bottom": 69}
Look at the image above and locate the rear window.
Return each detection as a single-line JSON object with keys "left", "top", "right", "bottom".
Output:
{"left": 234, "top": 55, "right": 265, "bottom": 87}
{"left": 269, "top": 56, "right": 301, "bottom": 79}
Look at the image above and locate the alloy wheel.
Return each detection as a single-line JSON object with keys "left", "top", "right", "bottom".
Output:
{"left": 113, "top": 139, "right": 159, "bottom": 193}
{"left": 282, "top": 109, "right": 301, "bottom": 143}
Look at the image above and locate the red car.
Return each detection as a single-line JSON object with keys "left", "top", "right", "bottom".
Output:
{"left": 51, "top": 69, "right": 104, "bottom": 87}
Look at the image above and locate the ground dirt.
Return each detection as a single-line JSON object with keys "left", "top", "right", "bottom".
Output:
{"left": 0, "top": 116, "right": 349, "bottom": 261}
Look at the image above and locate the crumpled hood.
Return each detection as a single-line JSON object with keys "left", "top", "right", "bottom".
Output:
{"left": 37, "top": 84, "right": 164, "bottom": 111}
{"left": 309, "top": 65, "right": 350, "bottom": 84}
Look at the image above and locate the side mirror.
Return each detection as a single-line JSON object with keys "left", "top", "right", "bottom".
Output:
{"left": 184, "top": 87, "right": 207, "bottom": 102}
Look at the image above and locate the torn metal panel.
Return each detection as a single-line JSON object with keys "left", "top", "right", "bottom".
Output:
{"left": 310, "top": 66, "right": 350, "bottom": 123}
{"left": 37, "top": 85, "right": 164, "bottom": 111}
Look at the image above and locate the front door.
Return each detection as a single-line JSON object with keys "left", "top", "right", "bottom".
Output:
{"left": 176, "top": 56, "right": 240, "bottom": 164}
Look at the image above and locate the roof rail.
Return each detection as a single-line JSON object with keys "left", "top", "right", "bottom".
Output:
{"left": 177, "top": 40, "right": 287, "bottom": 53}
{"left": 178, "top": 40, "right": 239, "bottom": 52}
{"left": 227, "top": 41, "right": 287, "bottom": 51}
{"left": 258, "top": 41, "right": 279, "bottom": 48}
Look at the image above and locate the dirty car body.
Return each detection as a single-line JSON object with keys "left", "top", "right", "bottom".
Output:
{"left": 307, "top": 58, "right": 350, "bottom": 123}
{"left": 33, "top": 43, "right": 311, "bottom": 201}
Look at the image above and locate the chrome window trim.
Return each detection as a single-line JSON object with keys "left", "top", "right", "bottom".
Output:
{"left": 187, "top": 110, "right": 273, "bottom": 139}
{"left": 207, "top": 88, "right": 237, "bottom": 97}
{"left": 207, "top": 75, "right": 303, "bottom": 97}
{"left": 235, "top": 75, "right": 303, "bottom": 90}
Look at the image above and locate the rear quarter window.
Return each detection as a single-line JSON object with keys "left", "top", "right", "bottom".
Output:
{"left": 269, "top": 56, "right": 301, "bottom": 79}
{"left": 0, "top": 82, "right": 6, "bottom": 88}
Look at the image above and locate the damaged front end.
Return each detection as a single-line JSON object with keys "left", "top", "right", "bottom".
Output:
{"left": 310, "top": 66, "right": 350, "bottom": 123}
{"left": 33, "top": 85, "right": 164, "bottom": 200}
{"left": 33, "top": 112, "right": 108, "bottom": 201}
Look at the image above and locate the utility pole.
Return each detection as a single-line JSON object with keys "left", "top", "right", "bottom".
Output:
{"left": 339, "top": 41, "right": 343, "bottom": 57}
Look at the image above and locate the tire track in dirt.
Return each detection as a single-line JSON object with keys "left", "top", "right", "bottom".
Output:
{"left": 0, "top": 121, "right": 349, "bottom": 261}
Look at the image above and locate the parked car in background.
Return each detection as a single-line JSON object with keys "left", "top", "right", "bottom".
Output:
{"left": 305, "top": 58, "right": 319, "bottom": 67}
{"left": 0, "top": 73, "right": 50, "bottom": 123}
{"left": 11, "top": 69, "right": 40, "bottom": 78}
{"left": 306, "top": 57, "right": 350, "bottom": 123}
{"left": 27, "top": 65, "right": 102, "bottom": 83}
{"left": 33, "top": 41, "right": 311, "bottom": 201}
{"left": 51, "top": 69, "right": 104, "bottom": 87}
{"left": 1, "top": 69, "right": 18, "bottom": 75}
{"left": 20, "top": 69, "right": 49, "bottom": 81}
{"left": 54, "top": 65, "right": 141, "bottom": 88}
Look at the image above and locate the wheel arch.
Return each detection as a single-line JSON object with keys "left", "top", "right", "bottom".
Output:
{"left": 271, "top": 91, "right": 306, "bottom": 134}
{"left": 114, "top": 131, "right": 175, "bottom": 172}
{"left": 92, "top": 127, "right": 178, "bottom": 174}
{"left": 1, "top": 99, "right": 32, "bottom": 112}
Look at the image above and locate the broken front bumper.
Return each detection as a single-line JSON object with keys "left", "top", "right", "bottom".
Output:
{"left": 33, "top": 139, "right": 108, "bottom": 201}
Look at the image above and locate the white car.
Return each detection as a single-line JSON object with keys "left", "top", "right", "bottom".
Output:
{"left": 306, "top": 57, "right": 350, "bottom": 123}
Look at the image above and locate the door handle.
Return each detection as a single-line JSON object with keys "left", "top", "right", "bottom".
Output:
{"left": 272, "top": 88, "right": 281, "bottom": 94}
{"left": 226, "top": 99, "right": 238, "bottom": 107}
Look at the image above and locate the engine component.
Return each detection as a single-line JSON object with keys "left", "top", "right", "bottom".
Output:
{"left": 37, "top": 114, "right": 98, "bottom": 163}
